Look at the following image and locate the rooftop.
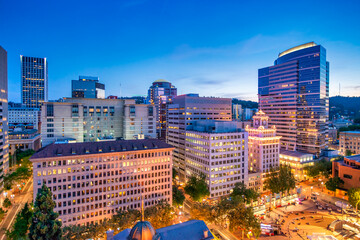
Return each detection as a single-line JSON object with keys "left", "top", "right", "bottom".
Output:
{"left": 31, "top": 139, "right": 173, "bottom": 159}
{"left": 340, "top": 131, "right": 360, "bottom": 134}
{"left": 9, "top": 129, "right": 38, "bottom": 135}
{"left": 153, "top": 79, "right": 169, "bottom": 83}
{"left": 280, "top": 149, "right": 314, "bottom": 158}
{"left": 345, "top": 154, "right": 360, "bottom": 162}
{"left": 278, "top": 42, "right": 317, "bottom": 58}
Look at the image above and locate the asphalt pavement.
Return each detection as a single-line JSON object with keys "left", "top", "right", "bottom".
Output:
{"left": 0, "top": 178, "right": 33, "bottom": 240}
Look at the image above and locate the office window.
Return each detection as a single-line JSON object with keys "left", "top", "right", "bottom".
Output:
{"left": 47, "top": 104, "right": 54, "bottom": 117}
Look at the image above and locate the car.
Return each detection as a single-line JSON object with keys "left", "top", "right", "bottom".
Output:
{"left": 327, "top": 207, "right": 332, "bottom": 211}
{"left": 301, "top": 217, "right": 306, "bottom": 220}
{"left": 318, "top": 206, "right": 323, "bottom": 210}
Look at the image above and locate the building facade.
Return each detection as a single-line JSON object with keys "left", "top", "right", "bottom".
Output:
{"left": 246, "top": 111, "right": 281, "bottom": 191}
{"left": 185, "top": 121, "right": 248, "bottom": 198}
{"left": 72, "top": 76, "right": 105, "bottom": 99}
{"left": 31, "top": 139, "right": 173, "bottom": 226}
{"left": 9, "top": 129, "right": 41, "bottom": 155}
{"left": 147, "top": 79, "right": 177, "bottom": 139}
{"left": 8, "top": 106, "right": 40, "bottom": 130}
{"left": 41, "top": 102, "right": 85, "bottom": 146}
{"left": 41, "top": 98, "right": 156, "bottom": 146}
{"left": 0, "top": 46, "right": 9, "bottom": 184}
{"left": 332, "top": 155, "right": 360, "bottom": 190}
{"left": 20, "top": 56, "right": 48, "bottom": 108}
{"left": 123, "top": 104, "right": 156, "bottom": 140}
{"left": 166, "top": 94, "right": 232, "bottom": 179}
{"left": 279, "top": 150, "right": 314, "bottom": 181}
{"left": 258, "top": 42, "right": 329, "bottom": 155}
{"left": 339, "top": 131, "right": 360, "bottom": 155}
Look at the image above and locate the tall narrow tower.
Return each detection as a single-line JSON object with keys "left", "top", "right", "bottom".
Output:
{"left": 21, "top": 55, "right": 48, "bottom": 108}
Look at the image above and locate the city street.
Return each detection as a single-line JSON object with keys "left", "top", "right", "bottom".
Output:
{"left": 0, "top": 178, "right": 33, "bottom": 240}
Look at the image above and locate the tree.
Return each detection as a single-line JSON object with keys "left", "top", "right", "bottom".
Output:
{"left": 348, "top": 188, "right": 360, "bottom": 212}
{"left": 112, "top": 209, "right": 140, "bottom": 230}
{"left": 144, "top": 200, "right": 174, "bottom": 229}
{"left": 263, "top": 165, "right": 296, "bottom": 207}
{"left": 189, "top": 202, "right": 213, "bottom": 223}
{"left": 29, "top": 183, "right": 62, "bottom": 240}
{"left": 227, "top": 202, "right": 260, "bottom": 236}
{"left": 184, "top": 175, "right": 210, "bottom": 202}
{"left": 3, "top": 197, "right": 12, "bottom": 208}
{"left": 172, "top": 185, "right": 185, "bottom": 207}
{"left": 345, "top": 149, "right": 353, "bottom": 156}
{"left": 325, "top": 177, "right": 344, "bottom": 196}
{"left": 230, "top": 182, "right": 259, "bottom": 204}
{"left": 7, "top": 203, "right": 33, "bottom": 239}
{"left": 304, "top": 159, "right": 332, "bottom": 178}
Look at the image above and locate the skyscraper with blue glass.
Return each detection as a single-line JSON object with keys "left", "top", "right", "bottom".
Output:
{"left": 258, "top": 42, "right": 329, "bottom": 155}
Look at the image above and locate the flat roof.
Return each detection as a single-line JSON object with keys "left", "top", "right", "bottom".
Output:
{"left": 31, "top": 139, "right": 173, "bottom": 159}
{"left": 340, "top": 131, "right": 360, "bottom": 134}
{"left": 345, "top": 154, "right": 360, "bottom": 162}
{"left": 280, "top": 149, "right": 313, "bottom": 158}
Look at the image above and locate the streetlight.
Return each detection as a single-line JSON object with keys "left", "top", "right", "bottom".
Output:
{"left": 321, "top": 182, "right": 324, "bottom": 192}
{"left": 310, "top": 186, "right": 313, "bottom": 196}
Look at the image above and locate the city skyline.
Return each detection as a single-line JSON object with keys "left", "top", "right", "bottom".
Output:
{"left": 1, "top": 0, "right": 360, "bottom": 102}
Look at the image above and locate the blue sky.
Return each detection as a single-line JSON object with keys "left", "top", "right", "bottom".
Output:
{"left": 1, "top": 0, "right": 360, "bottom": 102}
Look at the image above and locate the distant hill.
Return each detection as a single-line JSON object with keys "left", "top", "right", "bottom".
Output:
{"left": 330, "top": 96, "right": 360, "bottom": 119}
{"left": 232, "top": 99, "right": 258, "bottom": 109}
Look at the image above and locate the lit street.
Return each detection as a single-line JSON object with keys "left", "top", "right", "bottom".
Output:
{"left": 0, "top": 179, "right": 33, "bottom": 240}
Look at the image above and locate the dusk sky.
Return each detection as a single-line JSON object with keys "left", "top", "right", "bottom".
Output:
{"left": 1, "top": 0, "right": 360, "bottom": 102}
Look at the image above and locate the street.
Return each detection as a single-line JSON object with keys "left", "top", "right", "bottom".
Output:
{"left": 0, "top": 179, "right": 33, "bottom": 240}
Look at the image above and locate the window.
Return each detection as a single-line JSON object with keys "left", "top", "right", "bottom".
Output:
{"left": 110, "top": 107, "right": 115, "bottom": 116}
{"left": 130, "top": 106, "right": 136, "bottom": 116}
{"left": 148, "top": 107, "right": 153, "bottom": 116}
{"left": 46, "top": 104, "right": 54, "bottom": 117}
{"left": 344, "top": 174, "right": 352, "bottom": 179}
{"left": 72, "top": 104, "right": 79, "bottom": 117}
{"left": 47, "top": 134, "right": 54, "bottom": 138}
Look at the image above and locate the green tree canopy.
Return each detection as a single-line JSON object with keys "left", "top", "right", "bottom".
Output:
{"left": 345, "top": 149, "right": 353, "bottom": 156}
{"left": 304, "top": 159, "right": 332, "bottom": 178}
{"left": 230, "top": 182, "right": 260, "bottom": 204}
{"left": 172, "top": 185, "right": 185, "bottom": 207}
{"left": 348, "top": 188, "right": 360, "bottom": 212}
{"left": 3, "top": 197, "right": 12, "bottom": 208}
{"left": 264, "top": 165, "right": 296, "bottom": 195}
{"left": 7, "top": 203, "right": 33, "bottom": 240}
{"left": 325, "top": 177, "right": 344, "bottom": 196}
{"left": 184, "top": 175, "right": 210, "bottom": 202}
{"left": 29, "top": 183, "right": 62, "bottom": 240}
{"left": 144, "top": 200, "right": 174, "bottom": 229}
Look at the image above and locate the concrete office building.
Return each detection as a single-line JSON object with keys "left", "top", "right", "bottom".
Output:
{"left": 232, "top": 104, "right": 242, "bottom": 120}
{"left": 279, "top": 150, "right": 314, "bottom": 181}
{"left": 72, "top": 76, "right": 105, "bottom": 99}
{"left": 31, "top": 139, "right": 173, "bottom": 226}
{"left": 246, "top": 111, "right": 281, "bottom": 191}
{"left": 258, "top": 42, "right": 329, "bottom": 155}
{"left": 0, "top": 46, "right": 9, "bottom": 183}
{"left": 167, "top": 94, "right": 232, "bottom": 179}
{"left": 147, "top": 79, "right": 177, "bottom": 139}
{"left": 41, "top": 98, "right": 156, "bottom": 146}
{"left": 333, "top": 155, "right": 360, "bottom": 190}
{"left": 21, "top": 56, "right": 48, "bottom": 108}
{"left": 8, "top": 106, "right": 40, "bottom": 130}
{"left": 339, "top": 131, "right": 360, "bottom": 155}
{"left": 123, "top": 104, "right": 156, "bottom": 140}
{"left": 185, "top": 121, "right": 248, "bottom": 198}
{"left": 9, "top": 128, "right": 41, "bottom": 155}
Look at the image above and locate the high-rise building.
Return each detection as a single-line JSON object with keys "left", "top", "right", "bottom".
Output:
{"left": 20, "top": 56, "right": 48, "bottom": 108}
{"left": 258, "top": 42, "right": 329, "bottom": 155}
{"left": 72, "top": 76, "right": 105, "bottom": 99}
{"left": 147, "top": 79, "right": 177, "bottom": 139}
{"left": 31, "top": 139, "right": 173, "bottom": 226}
{"left": 167, "top": 94, "right": 232, "bottom": 179}
{"left": 41, "top": 98, "right": 156, "bottom": 146}
{"left": 339, "top": 131, "right": 360, "bottom": 155}
{"left": 246, "top": 111, "right": 281, "bottom": 192}
{"left": 0, "top": 46, "right": 9, "bottom": 183}
{"left": 8, "top": 106, "right": 40, "bottom": 130}
{"left": 186, "top": 121, "right": 248, "bottom": 198}
{"left": 123, "top": 104, "right": 156, "bottom": 140}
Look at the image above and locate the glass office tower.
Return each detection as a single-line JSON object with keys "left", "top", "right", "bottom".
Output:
{"left": 258, "top": 42, "right": 329, "bottom": 155}
{"left": 21, "top": 56, "right": 48, "bottom": 108}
